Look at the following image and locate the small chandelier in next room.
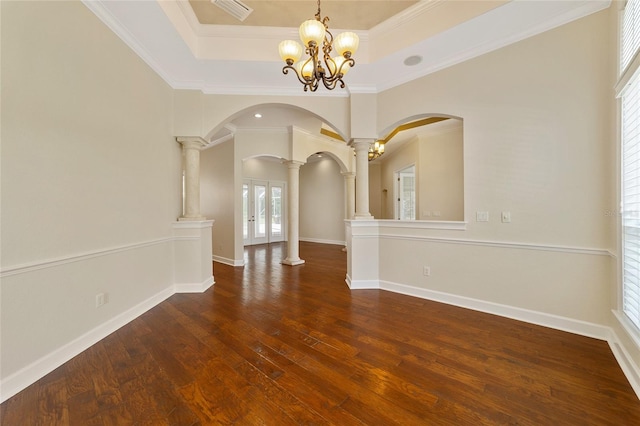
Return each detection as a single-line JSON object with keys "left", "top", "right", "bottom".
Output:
{"left": 368, "top": 141, "right": 385, "bottom": 161}
{"left": 278, "top": 0, "right": 359, "bottom": 92}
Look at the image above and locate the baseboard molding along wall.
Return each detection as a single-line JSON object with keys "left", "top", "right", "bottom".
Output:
{"left": 213, "top": 255, "right": 244, "bottom": 267}
{"left": 347, "top": 277, "right": 640, "bottom": 399}
{"left": 0, "top": 285, "right": 176, "bottom": 403}
{"left": 174, "top": 276, "right": 215, "bottom": 293}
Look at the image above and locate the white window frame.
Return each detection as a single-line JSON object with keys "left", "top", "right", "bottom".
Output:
{"left": 618, "top": 0, "right": 640, "bottom": 335}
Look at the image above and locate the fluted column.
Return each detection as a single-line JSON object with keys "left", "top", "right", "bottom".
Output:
{"left": 342, "top": 171, "right": 356, "bottom": 220}
{"left": 352, "top": 139, "right": 374, "bottom": 220}
{"left": 177, "top": 137, "right": 207, "bottom": 221}
{"left": 282, "top": 160, "right": 305, "bottom": 266}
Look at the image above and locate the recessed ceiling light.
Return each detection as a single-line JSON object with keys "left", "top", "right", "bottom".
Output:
{"left": 403, "top": 55, "right": 423, "bottom": 66}
{"left": 254, "top": 113, "right": 262, "bottom": 118}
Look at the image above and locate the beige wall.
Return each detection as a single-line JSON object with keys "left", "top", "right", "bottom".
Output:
{"left": 243, "top": 157, "right": 288, "bottom": 181}
{"left": 368, "top": 163, "right": 382, "bottom": 218}
{"left": 380, "top": 139, "right": 419, "bottom": 219}
{"left": 378, "top": 10, "right": 613, "bottom": 249}
{"left": 1, "top": 0, "right": 178, "bottom": 385}
{"left": 418, "top": 123, "right": 464, "bottom": 221}
{"left": 362, "top": 9, "right": 615, "bottom": 327}
{"left": 300, "top": 158, "right": 346, "bottom": 245}
{"left": 201, "top": 140, "right": 236, "bottom": 264}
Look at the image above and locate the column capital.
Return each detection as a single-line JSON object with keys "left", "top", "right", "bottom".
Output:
{"left": 349, "top": 138, "right": 375, "bottom": 151}
{"left": 341, "top": 171, "right": 356, "bottom": 178}
{"left": 283, "top": 160, "right": 306, "bottom": 169}
{"left": 176, "top": 136, "right": 208, "bottom": 150}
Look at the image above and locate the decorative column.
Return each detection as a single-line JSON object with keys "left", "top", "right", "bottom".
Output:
{"left": 342, "top": 171, "right": 356, "bottom": 252}
{"left": 352, "top": 139, "right": 374, "bottom": 219}
{"left": 342, "top": 171, "right": 356, "bottom": 220}
{"left": 282, "top": 160, "right": 305, "bottom": 266}
{"left": 176, "top": 137, "right": 207, "bottom": 221}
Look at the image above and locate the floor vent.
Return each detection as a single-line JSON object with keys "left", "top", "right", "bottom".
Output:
{"left": 211, "top": 0, "right": 253, "bottom": 22}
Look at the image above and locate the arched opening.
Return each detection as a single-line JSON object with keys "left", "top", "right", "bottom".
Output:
{"left": 370, "top": 115, "right": 464, "bottom": 221}
{"left": 200, "top": 103, "right": 353, "bottom": 267}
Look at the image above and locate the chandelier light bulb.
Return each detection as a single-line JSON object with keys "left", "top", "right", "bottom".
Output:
{"left": 279, "top": 40, "right": 303, "bottom": 64}
{"left": 333, "top": 32, "right": 359, "bottom": 57}
{"left": 296, "top": 60, "right": 315, "bottom": 79}
{"left": 330, "top": 56, "right": 351, "bottom": 75}
{"left": 299, "top": 19, "right": 325, "bottom": 47}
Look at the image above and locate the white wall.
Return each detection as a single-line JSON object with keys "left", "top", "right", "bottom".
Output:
{"left": 1, "top": 0, "right": 180, "bottom": 398}
{"left": 300, "top": 158, "right": 346, "bottom": 245}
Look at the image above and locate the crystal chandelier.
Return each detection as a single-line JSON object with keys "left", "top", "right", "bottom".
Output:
{"left": 278, "top": 0, "right": 359, "bottom": 92}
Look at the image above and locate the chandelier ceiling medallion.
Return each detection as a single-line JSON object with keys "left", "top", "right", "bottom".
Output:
{"left": 278, "top": 0, "right": 359, "bottom": 92}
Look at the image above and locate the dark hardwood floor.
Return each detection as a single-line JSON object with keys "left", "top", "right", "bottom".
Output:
{"left": 1, "top": 241, "right": 639, "bottom": 425}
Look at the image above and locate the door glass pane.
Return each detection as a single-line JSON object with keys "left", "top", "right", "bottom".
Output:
{"left": 271, "top": 186, "right": 282, "bottom": 237}
{"left": 399, "top": 166, "right": 416, "bottom": 220}
{"left": 242, "top": 183, "right": 249, "bottom": 240}
{"left": 254, "top": 185, "right": 267, "bottom": 238}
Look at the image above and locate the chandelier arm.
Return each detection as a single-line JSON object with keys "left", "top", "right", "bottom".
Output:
{"left": 336, "top": 57, "right": 355, "bottom": 76}
{"left": 282, "top": 65, "right": 315, "bottom": 89}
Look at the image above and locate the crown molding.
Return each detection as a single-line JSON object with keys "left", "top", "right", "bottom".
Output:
{"left": 81, "top": 0, "right": 179, "bottom": 88}
{"left": 83, "top": 0, "right": 612, "bottom": 97}
{"left": 370, "top": 0, "right": 446, "bottom": 35}
{"left": 374, "top": 0, "right": 612, "bottom": 93}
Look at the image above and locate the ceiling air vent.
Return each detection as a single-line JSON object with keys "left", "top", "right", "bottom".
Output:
{"left": 211, "top": 0, "right": 253, "bottom": 22}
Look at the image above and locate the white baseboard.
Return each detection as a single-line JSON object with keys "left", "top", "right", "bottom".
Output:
{"left": 345, "top": 275, "right": 381, "bottom": 290}
{"left": 354, "top": 279, "right": 640, "bottom": 398}
{"left": 379, "top": 280, "right": 610, "bottom": 340}
{"left": 299, "top": 237, "right": 346, "bottom": 246}
{"left": 213, "top": 255, "right": 244, "bottom": 267}
{"left": 608, "top": 311, "right": 640, "bottom": 400}
{"left": 174, "top": 275, "right": 214, "bottom": 293}
{"left": 608, "top": 332, "right": 640, "bottom": 400}
{"left": 0, "top": 285, "right": 175, "bottom": 403}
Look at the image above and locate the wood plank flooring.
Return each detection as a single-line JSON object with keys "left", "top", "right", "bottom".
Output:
{"left": 1, "top": 241, "right": 639, "bottom": 425}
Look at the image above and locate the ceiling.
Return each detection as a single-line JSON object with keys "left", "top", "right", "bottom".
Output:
{"left": 83, "top": 0, "right": 611, "bottom": 156}
{"left": 190, "top": 0, "right": 419, "bottom": 30}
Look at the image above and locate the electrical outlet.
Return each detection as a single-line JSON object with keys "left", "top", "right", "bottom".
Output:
{"left": 476, "top": 211, "right": 489, "bottom": 222}
{"left": 96, "top": 293, "right": 107, "bottom": 308}
{"left": 423, "top": 266, "right": 431, "bottom": 276}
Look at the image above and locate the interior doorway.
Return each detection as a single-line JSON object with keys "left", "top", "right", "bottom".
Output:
{"left": 243, "top": 179, "right": 286, "bottom": 245}
{"left": 395, "top": 165, "right": 416, "bottom": 220}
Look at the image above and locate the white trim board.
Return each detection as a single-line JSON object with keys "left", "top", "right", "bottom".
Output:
{"left": 174, "top": 276, "right": 215, "bottom": 293}
{"left": 0, "top": 237, "right": 175, "bottom": 278}
{"left": 299, "top": 237, "right": 346, "bottom": 246}
{"left": 213, "top": 255, "right": 244, "bottom": 267}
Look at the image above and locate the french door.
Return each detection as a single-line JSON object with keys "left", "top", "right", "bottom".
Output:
{"left": 396, "top": 165, "right": 416, "bottom": 220}
{"left": 243, "top": 180, "right": 285, "bottom": 246}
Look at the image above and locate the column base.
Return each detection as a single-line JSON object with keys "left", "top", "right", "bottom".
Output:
{"left": 282, "top": 258, "right": 306, "bottom": 266}
{"left": 354, "top": 213, "right": 374, "bottom": 220}
{"left": 178, "top": 216, "right": 207, "bottom": 221}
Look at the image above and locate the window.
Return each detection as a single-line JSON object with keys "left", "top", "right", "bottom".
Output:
{"left": 621, "top": 0, "right": 640, "bottom": 330}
